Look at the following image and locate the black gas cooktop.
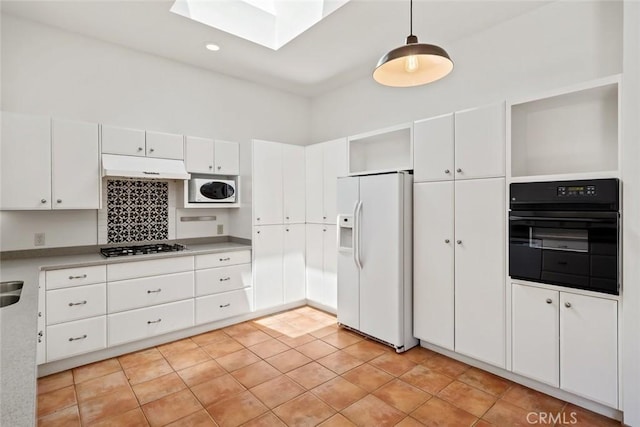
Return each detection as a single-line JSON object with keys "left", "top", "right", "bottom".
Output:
{"left": 100, "top": 243, "right": 187, "bottom": 258}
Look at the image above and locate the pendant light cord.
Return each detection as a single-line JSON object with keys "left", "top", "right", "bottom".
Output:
{"left": 409, "top": 0, "right": 413, "bottom": 36}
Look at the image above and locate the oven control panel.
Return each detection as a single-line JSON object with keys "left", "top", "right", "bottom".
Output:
{"left": 557, "top": 185, "right": 597, "bottom": 197}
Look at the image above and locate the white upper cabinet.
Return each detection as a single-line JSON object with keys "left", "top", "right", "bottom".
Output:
{"left": 185, "top": 136, "right": 214, "bottom": 173}
{"left": 52, "top": 119, "right": 100, "bottom": 209}
{"left": 282, "top": 144, "right": 305, "bottom": 224}
{"left": 145, "top": 131, "right": 184, "bottom": 160}
{"left": 414, "top": 103, "right": 505, "bottom": 183}
{"left": 283, "top": 224, "right": 306, "bottom": 303}
{"left": 101, "top": 125, "right": 146, "bottom": 157}
{"left": 414, "top": 114, "right": 454, "bottom": 183}
{"left": 305, "top": 138, "right": 347, "bottom": 224}
{"left": 454, "top": 103, "right": 505, "bottom": 180}
{"left": 1, "top": 112, "right": 52, "bottom": 210}
{"left": 185, "top": 137, "right": 240, "bottom": 175}
{"left": 253, "top": 140, "right": 284, "bottom": 225}
{"left": 214, "top": 140, "right": 240, "bottom": 175}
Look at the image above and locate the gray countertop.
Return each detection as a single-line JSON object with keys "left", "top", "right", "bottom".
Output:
{"left": 0, "top": 241, "right": 251, "bottom": 427}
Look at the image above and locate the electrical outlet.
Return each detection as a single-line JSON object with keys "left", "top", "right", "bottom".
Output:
{"left": 34, "top": 233, "right": 45, "bottom": 246}
{"left": 217, "top": 224, "right": 224, "bottom": 235}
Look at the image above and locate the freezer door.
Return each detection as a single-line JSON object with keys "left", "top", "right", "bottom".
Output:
{"left": 359, "top": 173, "right": 403, "bottom": 345}
{"left": 337, "top": 177, "right": 360, "bottom": 330}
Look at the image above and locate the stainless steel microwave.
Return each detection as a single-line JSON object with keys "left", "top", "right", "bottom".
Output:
{"left": 188, "top": 178, "right": 236, "bottom": 203}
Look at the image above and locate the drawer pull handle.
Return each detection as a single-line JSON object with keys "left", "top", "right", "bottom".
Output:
{"left": 219, "top": 257, "right": 231, "bottom": 261}
{"left": 68, "top": 274, "right": 87, "bottom": 280}
{"left": 68, "top": 334, "right": 87, "bottom": 342}
{"left": 219, "top": 277, "right": 231, "bottom": 282}
{"left": 68, "top": 300, "right": 87, "bottom": 307}
{"left": 147, "top": 318, "right": 162, "bottom": 324}
{"left": 220, "top": 303, "right": 231, "bottom": 308}
{"left": 147, "top": 289, "right": 162, "bottom": 294}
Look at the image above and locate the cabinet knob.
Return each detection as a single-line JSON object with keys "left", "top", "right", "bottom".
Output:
{"left": 456, "top": 240, "right": 462, "bottom": 245}
{"left": 137, "top": 147, "right": 144, "bottom": 152}
{"left": 564, "top": 302, "right": 572, "bottom": 308}
{"left": 56, "top": 199, "right": 62, "bottom": 203}
{"left": 445, "top": 239, "right": 450, "bottom": 244}
{"left": 40, "top": 199, "right": 47, "bottom": 204}
{"left": 286, "top": 216, "right": 290, "bottom": 220}
{"left": 286, "top": 228, "right": 290, "bottom": 232}
{"left": 217, "top": 166, "right": 222, "bottom": 170}
{"left": 323, "top": 228, "right": 327, "bottom": 232}
{"left": 546, "top": 298, "right": 552, "bottom": 304}
{"left": 456, "top": 168, "right": 462, "bottom": 173}
{"left": 444, "top": 169, "right": 450, "bottom": 174}
{"left": 256, "top": 217, "right": 260, "bottom": 221}
{"left": 149, "top": 148, "right": 155, "bottom": 153}
{"left": 323, "top": 216, "right": 327, "bottom": 219}
{"left": 257, "top": 230, "right": 260, "bottom": 234}
{"left": 209, "top": 165, "right": 213, "bottom": 169}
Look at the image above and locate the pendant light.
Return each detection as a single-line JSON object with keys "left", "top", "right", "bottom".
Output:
{"left": 373, "top": 0, "right": 453, "bottom": 87}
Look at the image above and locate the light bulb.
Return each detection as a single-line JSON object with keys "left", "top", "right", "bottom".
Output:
{"left": 404, "top": 55, "right": 419, "bottom": 73}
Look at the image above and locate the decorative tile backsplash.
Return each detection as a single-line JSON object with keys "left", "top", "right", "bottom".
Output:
{"left": 106, "top": 179, "right": 169, "bottom": 243}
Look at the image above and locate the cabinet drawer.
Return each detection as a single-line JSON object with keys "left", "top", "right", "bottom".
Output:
{"left": 195, "top": 250, "right": 251, "bottom": 269}
{"left": 108, "top": 271, "right": 194, "bottom": 313}
{"left": 196, "top": 288, "right": 253, "bottom": 325}
{"left": 47, "top": 283, "right": 106, "bottom": 325}
{"left": 46, "top": 265, "right": 107, "bottom": 290}
{"left": 108, "top": 300, "right": 194, "bottom": 346}
{"left": 196, "top": 264, "right": 251, "bottom": 296}
{"left": 107, "top": 256, "right": 193, "bottom": 282}
{"left": 47, "top": 316, "right": 106, "bottom": 361}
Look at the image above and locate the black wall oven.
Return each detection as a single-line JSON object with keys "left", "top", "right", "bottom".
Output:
{"left": 509, "top": 178, "right": 620, "bottom": 295}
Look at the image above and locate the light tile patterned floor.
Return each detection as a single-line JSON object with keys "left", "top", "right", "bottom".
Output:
{"left": 37, "top": 306, "right": 621, "bottom": 427}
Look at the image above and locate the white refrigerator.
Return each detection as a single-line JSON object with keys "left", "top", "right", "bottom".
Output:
{"left": 336, "top": 171, "right": 417, "bottom": 352}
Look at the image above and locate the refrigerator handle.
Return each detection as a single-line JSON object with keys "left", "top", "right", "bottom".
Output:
{"left": 354, "top": 200, "right": 363, "bottom": 270}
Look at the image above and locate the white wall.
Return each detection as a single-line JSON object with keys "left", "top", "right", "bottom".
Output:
{"left": 0, "top": 14, "right": 311, "bottom": 247}
{"left": 310, "top": 0, "right": 623, "bottom": 142}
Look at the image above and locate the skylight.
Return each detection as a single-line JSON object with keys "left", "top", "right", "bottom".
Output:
{"left": 170, "top": 0, "right": 351, "bottom": 50}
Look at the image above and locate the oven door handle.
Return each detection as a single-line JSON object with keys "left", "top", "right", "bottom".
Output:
{"left": 509, "top": 216, "right": 616, "bottom": 223}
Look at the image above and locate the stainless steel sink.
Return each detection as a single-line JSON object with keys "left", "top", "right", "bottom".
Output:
{"left": 0, "top": 294, "right": 20, "bottom": 308}
{"left": 0, "top": 281, "right": 23, "bottom": 308}
{"left": 0, "top": 281, "right": 23, "bottom": 293}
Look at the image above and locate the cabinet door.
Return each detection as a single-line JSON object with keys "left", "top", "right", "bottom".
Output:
{"left": 323, "top": 138, "right": 348, "bottom": 224}
{"left": 305, "top": 143, "right": 324, "bottom": 224}
{"left": 454, "top": 178, "right": 506, "bottom": 367}
{"left": 413, "top": 181, "right": 455, "bottom": 350}
{"left": 214, "top": 140, "right": 240, "bottom": 175}
{"left": 306, "top": 224, "right": 325, "bottom": 305}
{"left": 1, "top": 112, "right": 51, "bottom": 209}
{"left": 322, "top": 225, "right": 338, "bottom": 310}
{"left": 454, "top": 103, "right": 505, "bottom": 180}
{"left": 253, "top": 140, "right": 283, "bottom": 225}
{"left": 414, "top": 114, "right": 455, "bottom": 183}
{"left": 560, "top": 293, "right": 618, "bottom": 407}
{"left": 146, "top": 131, "right": 184, "bottom": 160}
{"left": 284, "top": 224, "right": 306, "bottom": 303}
{"left": 512, "top": 284, "right": 559, "bottom": 387}
{"left": 253, "top": 225, "right": 284, "bottom": 310}
{"left": 52, "top": 119, "right": 100, "bottom": 209}
{"left": 101, "top": 125, "right": 145, "bottom": 157}
{"left": 185, "top": 136, "right": 214, "bottom": 173}
{"left": 283, "top": 144, "right": 306, "bottom": 224}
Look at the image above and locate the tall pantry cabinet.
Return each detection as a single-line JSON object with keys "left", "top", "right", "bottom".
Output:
{"left": 304, "top": 138, "right": 348, "bottom": 311}
{"left": 413, "top": 103, "right": 507, "bottom": 368}
{"left": 252, "top": 140, "right": 306, "bottom": 311}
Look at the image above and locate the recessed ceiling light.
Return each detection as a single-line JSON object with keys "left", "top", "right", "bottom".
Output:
{"left": 205, "top": 43, "right": 220, "bottom": 52}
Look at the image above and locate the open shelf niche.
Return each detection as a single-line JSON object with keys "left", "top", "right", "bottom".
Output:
{"left": 348, "top": 123, "right": 413, "bottom": 175}
{"left": 509, "top": 76, "right": 620, "bottom": 179}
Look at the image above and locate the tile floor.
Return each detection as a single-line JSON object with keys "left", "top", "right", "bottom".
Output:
{"left": 37, "top": 306, "right": 621, "bottom": 427}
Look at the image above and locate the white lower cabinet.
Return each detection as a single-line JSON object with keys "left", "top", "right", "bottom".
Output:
{"left": 306, "top": 224, "right": 337, "bottom": 310}
{"left": 512, "top": 283, "right": 618, "bottom": 408}
{"left": 196, "top": 264, "right": 251, "bottom": 296}
{"left": 196, "top": 288, "right": 253, "bottom": 324}
{"left": 284, "top": 224, "right": 306, "bottom": 303}
{"left": 108, "top": 299, "right": 194, "bottom": 346}
{"left": 107, "top": 271, "right": 194, "bottom": 313}
{"left": 47, "top": 316, "right": 107, "bottom": 361}
{"left": 46, "top": 283, "right": 107, "bottom": 325}
{"left": 413, "top": 178, "right": 505, "bottom": 367}
{"left": 253, "top": 225, "right": 284, "bottom": 310}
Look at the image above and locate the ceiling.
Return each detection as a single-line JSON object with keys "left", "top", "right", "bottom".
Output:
{"left": 1, "top": 0, "right": 550, "bottom": 97}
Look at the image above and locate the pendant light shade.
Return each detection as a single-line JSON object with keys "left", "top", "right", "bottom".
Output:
{"left": 373, "top": 1, "right": 453, "bottom": 87}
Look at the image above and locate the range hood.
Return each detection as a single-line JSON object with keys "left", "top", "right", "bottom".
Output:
{"left": 102, "top": 154, "right": 191, "bottom": 180}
